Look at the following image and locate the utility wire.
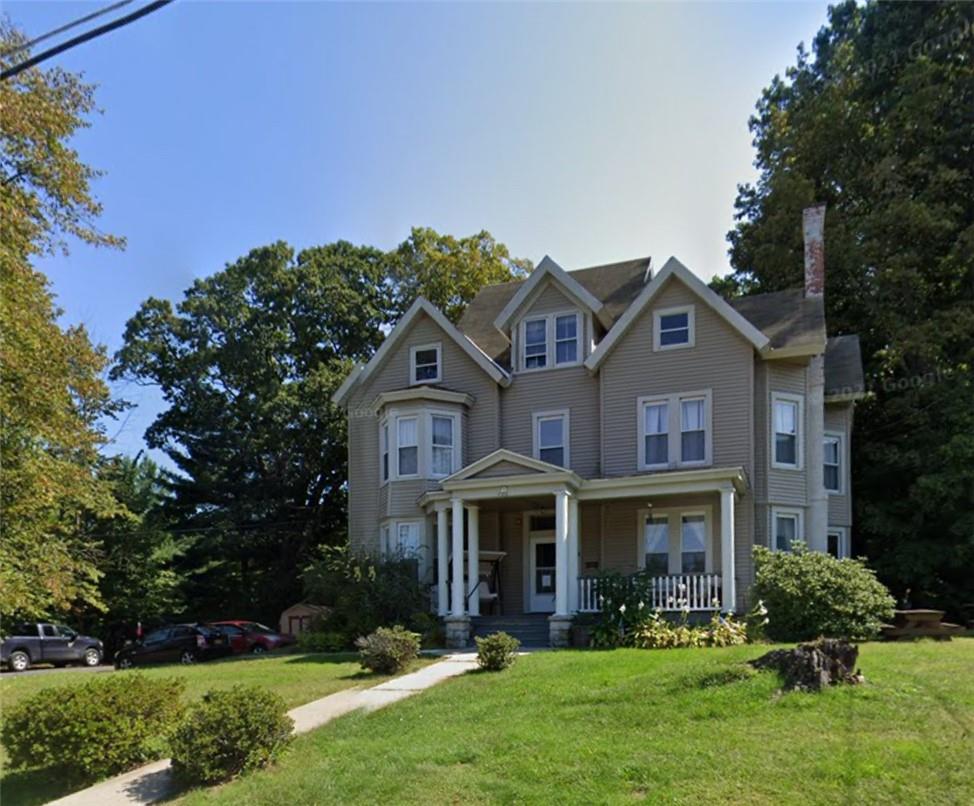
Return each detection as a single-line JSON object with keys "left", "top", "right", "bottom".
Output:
{"left": 1, "top": 0, "right": 174, "bottom": 81}
{"left": 1, "top": 0, "right": 134, "bottom": 58}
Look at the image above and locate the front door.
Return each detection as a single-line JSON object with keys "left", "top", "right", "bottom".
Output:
{"left": 529, "top": 535, "right": 556, "bottom": 613}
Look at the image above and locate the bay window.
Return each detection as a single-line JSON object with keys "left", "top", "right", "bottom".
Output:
{"left": 397, "top": 417, "right": 418, "bottom": 476}
{"left": 380, "top": 421, "right": 389, "bottom": 482}
{"left": 382, "top": 409, "right": 461, "bottom": 480}
{"left": 431, "top": 415, "right": 455, "bottom": 477}
{"left": 772, "top": 508, "right": 803, "bottom": 552}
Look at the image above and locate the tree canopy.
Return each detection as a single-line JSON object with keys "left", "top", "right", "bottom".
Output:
{"left": 713, "top": 1, "right": 973, "bottom": 612}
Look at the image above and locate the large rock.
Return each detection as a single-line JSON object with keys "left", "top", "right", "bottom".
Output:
{"left": 749, "top": 639, "right": 863, "bottom": 692}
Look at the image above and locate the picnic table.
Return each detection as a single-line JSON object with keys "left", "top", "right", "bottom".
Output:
{"left": 881, "top": 609, "right": 964, "bottom": 640}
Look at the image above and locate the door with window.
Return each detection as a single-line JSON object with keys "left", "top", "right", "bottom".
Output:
{"left": 527, "top": 514, "right": 557, "bottom": 612}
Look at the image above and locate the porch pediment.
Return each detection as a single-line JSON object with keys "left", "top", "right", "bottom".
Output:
{"left": 445, "top": 449, "right": 569, "bottom": 482}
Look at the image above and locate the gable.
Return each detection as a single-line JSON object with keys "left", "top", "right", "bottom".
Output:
{"left": 467, "top": 459, "right": 545, "bottom": 479}
{"left": 445, "top": 448, "right": 570, "bottom": 482}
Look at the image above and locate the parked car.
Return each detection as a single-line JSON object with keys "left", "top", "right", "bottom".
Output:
{"left": 114, "top": 624, "right": 232, "bottom": 669}
{"left": 209, "top": 621, "right": 295, "bottom": 654}
{"left": 207, "top": 622, "right": 252, "bottom": 654}
{"left": 1, "top": 623, "right": 104, "bottom": 672}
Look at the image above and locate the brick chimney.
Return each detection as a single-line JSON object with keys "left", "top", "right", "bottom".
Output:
{"left": 803, "top": 203, "right": 826, "bottom": 297}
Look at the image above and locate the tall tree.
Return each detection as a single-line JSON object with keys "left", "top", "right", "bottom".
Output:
{"left": 713, "top": 1, "right": 974, "bottom": 612}
{"left": 389, "top": 227, "right": 532, "bottom": 322}
{"left": 0, "top": 21, "right": 125, "bottom": 619}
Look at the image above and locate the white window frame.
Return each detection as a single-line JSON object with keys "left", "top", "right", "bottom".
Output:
{"left": 409, "top": 342, "right": 442, "bottom": 385}
{"left": 823, "top": 432, "right": 843, "bottom": 494}
{"left": 396, "top": 415, "right": 420, "bottom": 478}
{"left": 653, "top": 305, "right": 695, "bottom": 351}
{"left": 827, "top": 526, "right": 849, "bottom": 559}
{"left": 532, "top": 409, "right": 570, "bottom": 468}
{"left": 637, "top": 389, "right": 713, "bottom": 470}
{"left": 771, "top": 507, "right": 804, "bottom": 552}
{"left": 519, "top": 311, "right": 582, "bottom": 372}
{"left": 427, "top": 410, "right": 460, "bottom": 479}
{"left": 642, "top": 512, "right": 670, "bottom": 576}
{"left": 379, "top": 519, "right": 426, "bottom": 575}
{"left": 379, "top": 418, "right": 390, "bottom": 483}
{"left": 771, "top": 392, "right": 804, "bottom": 470}
{"left": 636, "top": 506, "right": 713, "bottom": 575}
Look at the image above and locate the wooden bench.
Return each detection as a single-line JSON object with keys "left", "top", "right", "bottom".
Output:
{"left": 881, "top": 609, "right": 964, "bottom": 640}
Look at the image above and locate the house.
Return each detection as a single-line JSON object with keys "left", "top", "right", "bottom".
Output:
{"left": 332, "top": 205, "right": 865, "bottom": 647}
{"left": 279, "top": 603, "right": 329, "bottom": 637}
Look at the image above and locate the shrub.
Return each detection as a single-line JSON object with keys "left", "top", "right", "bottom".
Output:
{"left": 355, "top": 625, "right": 420, "bottom": 674}
{"left": 170, "top": 686, "right": 293, "bottom": 784}
{"left": 753, "top": 544, "right": 895, "bottom": 641}
{"left": 296, "top": 630, "right": 349, "bottom": 652}
{"left": 475, "top": 632, "right": 520, "bottom": 671}
{"left": 1, "top": 674, "right": 184, "bottom": 781}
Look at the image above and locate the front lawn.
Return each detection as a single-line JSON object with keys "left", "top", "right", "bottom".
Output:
{"left": 1, "top": 652, "right": 431, "bottom": 806}
{"left": 181, "top": 640, "right": 974, "bottom": 805}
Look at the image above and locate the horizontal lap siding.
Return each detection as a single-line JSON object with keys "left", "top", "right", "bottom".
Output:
{"left": 498, "top": 511, "right": 524, "bottom": 615}
{"left": 474, "top": 461, "right": 541, "bottom": 479}
{"left": 601, "top": 279, "right": 754, "bottom": 478}
{"left": 526, "top": 281, "right": 580, "bottom": 316}
{"left": 347, "top": 312, "right": 501, "bottom": 555}
{"left": 580, "top": 503, "right": 601, "bottom": 573}
{"left": 767, "top": 361, "right": 808, "bottom": 506}
{"left": 825, "top": 403, "right": 853, "bottom": 526}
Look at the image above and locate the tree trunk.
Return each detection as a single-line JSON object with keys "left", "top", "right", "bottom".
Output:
{"left": 749, "top": 639, "right": 864, "bottom": 691}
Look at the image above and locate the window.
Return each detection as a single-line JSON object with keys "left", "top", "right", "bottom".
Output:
{"left": 644, "top": 515, "right": 669, "bottom": 575}
{"left": 555, "top": 314, "right": 579, "bottom": 364}
{"left": 534, "top": 410, "right": 568, "bottom": 467}
{"left": 381, "top": 524, "right": 391, "bottom": 555}
{"left": 772, "top": 508, "right": 803, "bottom": 552}
{"left": 524, "top": 318, "right": 547, "bottom": 369}
{"left": 680, "top": 398, "right": 706, "bottom": 463}
{"left": 410, "top": 343, "right": 441, "bottom": 384}
{"left": 653, "top": 305, "right": 695, "bottom": 350}
{"left": 681, "top": 514, "right": 707, "bottom": 573}
{"left": 397, "top": 417, "right": 418, "bottom": 476}
{"left": 430, "top": 415, "right": 455, "bottom": 477}
{"left": 824, "top": 434, "right": 842, "bottom": 493}
{"left": 827, "top": 527, "right": 849, "bottom": 559}
{"left": 638, "top": 390, "right": 711, "bottom": 469}
{"left": 772, "top": 393, "right": 802, "bottom": 469}
{"left": 643, "top": 402, "right": 669, "bottom": 467}
{"left": 380, "top": 421, "right": 389, "bottom": 482}
{"left": 396, "top": 522, "right": 421, "bottom": 555}
{"left": 41, "top": 624, "right": 57, "bottom": 637}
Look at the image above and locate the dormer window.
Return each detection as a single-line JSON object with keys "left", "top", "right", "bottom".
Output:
{"left": 410, "top": 343, "right": 441, "bottom": 385}
{"left": 653, "top": 305, "right": 695, "bottom": 350}
{"left": 520, "top": 312, "right": 581, "bottom": 371}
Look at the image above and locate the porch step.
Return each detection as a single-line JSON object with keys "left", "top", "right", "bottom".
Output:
{"left": 473, "top": 615, "right": 551, "bottom": 647}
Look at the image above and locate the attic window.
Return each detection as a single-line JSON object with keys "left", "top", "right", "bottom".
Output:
{"left": 410, "top": 343, "right": 441, "bottom": 384}
{"left": 653, "top": 305, "right": 695, "bottom": 350}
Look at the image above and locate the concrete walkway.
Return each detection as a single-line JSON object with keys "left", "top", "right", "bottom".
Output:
{"left": 49, "top": 652, "right": 480, "bottom": 806}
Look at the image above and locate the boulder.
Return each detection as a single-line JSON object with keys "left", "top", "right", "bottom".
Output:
{"left": 750, "top": 638, "right": 863, "bottom": 692}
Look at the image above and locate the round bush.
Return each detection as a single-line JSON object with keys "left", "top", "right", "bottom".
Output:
{"left": 355, "top": 625, "right": 420, "bottom": 674}
{"left": 753, "top": 544, "right": 895, "bottom": 641}
{"left": 0, "top": 674, "right": 184, "bottom": 780}
{"left": 170, "top": 686, "right": 293, "bottom": 784}
{"left": 296, "top": 630, "right": 349, "bottom": 652}
{"left": 475, "top": 631, "right": 520, "bottom": 670}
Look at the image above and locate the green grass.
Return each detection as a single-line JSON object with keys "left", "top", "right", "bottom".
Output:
{"left": 179, "top": 640, "right": 974, "bottom": 805}
{"left": 1, "top": 652, "right": 431, "bottom": 806}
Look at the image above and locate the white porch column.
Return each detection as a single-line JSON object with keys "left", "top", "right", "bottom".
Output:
{"left": 567, "top": 496, "right": 580, "bottom": 613}
{"left": 436, "top": 505, "right": 449, "bottom": 616}
{"left": 554, "top": 489, "right": 569, "bottom": 616}
{"left": 450, "top": 497, "right": 465, "bottom": 616}
{"left": 467, "top": 505, "right": 480, "bottom": 617}
{"left": 720, "top": 486, "right": 737, "bottom": 613}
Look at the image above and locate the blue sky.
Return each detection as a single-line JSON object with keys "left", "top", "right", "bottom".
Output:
{"left": 8, "top": 1, "right": 830, "bottom": 463}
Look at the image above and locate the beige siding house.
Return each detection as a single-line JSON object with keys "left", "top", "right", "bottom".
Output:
{"left": 333, "top": 206, "right": 865, "bottom": 646}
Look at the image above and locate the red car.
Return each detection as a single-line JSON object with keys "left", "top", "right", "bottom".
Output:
{"left": 209, "top": 621, "right": 294, "bottom": 655}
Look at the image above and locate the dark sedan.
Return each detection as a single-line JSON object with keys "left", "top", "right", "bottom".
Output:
{"left": 114, "top": 624, "right": 232, "bottom": 668}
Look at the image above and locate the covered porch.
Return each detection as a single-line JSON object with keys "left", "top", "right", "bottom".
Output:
{"left": 419, "top": 450, "right": 748, "bottom": 647}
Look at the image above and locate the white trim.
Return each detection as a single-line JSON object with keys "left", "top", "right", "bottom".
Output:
{"left": 585, "top": 257, "right": 769, "bottom": 371}
{"left": 494, "top": 256, "right": 609, "bottom": 332}
{"left": 379, "top": 518, "right": 427, "bottom": 577}
{"left": 379, "top": 417, "right": 390, "bottom": 484}
{"left": 518, "top": 310, "right": 582, "bottom": 372}
{"left": 331, "top": 297, "right": 510, "bottom": 407}
{"left": 523, "top": 509, "right": 557, "bottom": 613}
{"left": 428, "top": 410, "right": 461, "bottom": 479}
{"left": 826, "top": 526, "right": 849, "bottom": 559}
{"left": 442, "top": 448, "right": 573, "bottom": 482}
{"left": 384, "top": 405, "right": 462, "bottom": 481}
{"left": 409, "top": 342, "right": 442, "bottom": 386}
{"left": 653, "top": 304, "right": 696, "bottom": 351}
{"left": 761, "top": 341, "right": 828, "bottom": 359}
{"left": 771, "top": 506, "right": 804, "bottom": 552}
{"left": 635, "top": 505, "right": 714, "bottom": 576}
{"left": 637, "top": 389, "right": 713, "bottom": 470}
{"left": 372, "top": 387, "right": 473, "bottom": 410}
{"left": 771, "top": 391, "right": 805, "bottom": 470}
{"left": 823, "top": 431, "right": 844, "bottom": 495}
{"left": 532, "top": 409, "right": 571, "bottom": 468}
{"left": 395, "top": 414, "right": 420, "bottom": 479}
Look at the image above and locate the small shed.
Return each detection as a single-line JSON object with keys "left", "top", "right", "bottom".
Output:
{"left": 279, "top": 603, "right": 329, "bottom": 637}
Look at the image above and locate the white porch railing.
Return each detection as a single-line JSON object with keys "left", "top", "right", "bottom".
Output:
{"left": 577, "top": 573, "right": 722, "bottom": 613}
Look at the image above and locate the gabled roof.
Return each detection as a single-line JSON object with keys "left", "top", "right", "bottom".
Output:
{"left": 331, "top": 297, "right": 510, "bottom": 408}
{"left": 458, "top": 256, "right": 650, "bottom": 362}
{"left": 443, "top": 448, "right": 571, "bottom": 482}
{"left": 584, "top": 257, "right": 770, "bottom": 370}
{"left": 730, "top": 289, "right": 826, "bottom": 357}
{"left": 493, "top": 256, "right": 613, "bottom": 333}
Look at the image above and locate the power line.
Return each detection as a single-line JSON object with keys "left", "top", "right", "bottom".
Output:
{"left": 1, "top": 0, "right": 174, "bottom": 81}
{"left": 1, "top": 0, "right": 134, "bottom": 58}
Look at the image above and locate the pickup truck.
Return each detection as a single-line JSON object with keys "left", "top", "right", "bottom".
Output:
{"left": 1, "top": 623, "right": 104, "bottom": 672}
